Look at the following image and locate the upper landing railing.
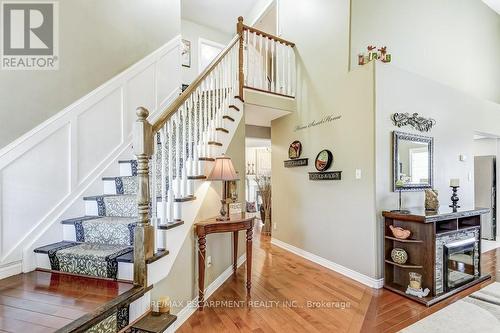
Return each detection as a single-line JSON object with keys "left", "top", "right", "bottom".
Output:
{"left": 132, "top": 17, "right": 296, "bottom": 286}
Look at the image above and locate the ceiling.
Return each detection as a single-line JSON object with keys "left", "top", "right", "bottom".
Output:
{"left": 245, "top": 104, "right": 291, "bottom": 127}
{"left": 483, "top": 0, "right": 500, "bottom": 14}
{"left": 182, "top": 0, "right": 258, "bottom": 34}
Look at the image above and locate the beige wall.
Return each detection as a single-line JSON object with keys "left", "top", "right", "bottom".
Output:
{"left": 271, "top": 0, "right": 378, "bottom": 279}
{"left": 351, "top": 0, "right": 500, "bottom": 103}
{"left": 375, "top": 63, "right": 500, "bottom": 277}
{"left": 0, "top": 0, "right": 181, "bottom": 149}
{"left": 152, "top": 118, "right": 246, "bottom": 313}
{"left": 181, "top": 19, "right": 232, "bottom": 85}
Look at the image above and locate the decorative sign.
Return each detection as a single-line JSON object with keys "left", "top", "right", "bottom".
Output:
{"left": 309, "top": 171, "right": 342, "bottom": 181}
{"left": 315, "top": 150, "right": 333, "bottom": 172}
{"left": 294, "top": 114, "right": 341, "bottom": 132}
{"left": 391, "top": 112, "right": 436, "bottom": 132}
{"left": 288, "top": 141, "right": 302, "bottom": 159}
{"left": 284, "top": 158, "right": 308, "bottom": 168}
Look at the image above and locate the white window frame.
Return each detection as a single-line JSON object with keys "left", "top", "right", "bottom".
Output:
{"left": 198, "top": 38, "right": 225, "bottom": 74}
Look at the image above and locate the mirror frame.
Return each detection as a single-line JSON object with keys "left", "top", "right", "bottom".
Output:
{"left": 393, "top": 131, "right": 434, "bottom": 192}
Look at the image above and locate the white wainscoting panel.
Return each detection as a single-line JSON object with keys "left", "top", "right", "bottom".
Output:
{"left": 0, "top": 35, "right": 181, "bottom": 274}
{"left": 77, "top": 88, "right": 123, "bottom": 183}
{"left": 125, "top": 64, "right": 156, "bottom": 136}
{"left": 1, "top": 125, "right": 70, "bottom": 262}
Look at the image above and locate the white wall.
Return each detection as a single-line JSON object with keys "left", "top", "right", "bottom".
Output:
{"left": 0, "top": 0, "right": 181, "bottom": 149}
{"left": 0, "top": 37, "right": 182, "bottom": 278}
{"left": 351, "top": 0, "right": 500, "bottom": 103}
{"left": 375, "top": 63, "right": 500, "bottom": 276}
{"left": 181, "top": 20, "right": 232, "bottom": 85}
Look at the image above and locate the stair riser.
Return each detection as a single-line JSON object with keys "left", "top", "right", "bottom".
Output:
{"left": 34, "top": 253, "right": 133, "bottom": 281}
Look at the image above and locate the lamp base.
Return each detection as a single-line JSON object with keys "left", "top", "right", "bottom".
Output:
{"left": 217, "top": 198, "right": 229, "bottom": 221}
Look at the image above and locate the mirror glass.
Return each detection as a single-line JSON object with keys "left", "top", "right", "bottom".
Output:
{"left": 393, "top": 131, "right": 433, "bottom": 191}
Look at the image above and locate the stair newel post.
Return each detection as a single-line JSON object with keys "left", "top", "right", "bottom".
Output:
{"left": 237, "top": 16, "right": 244, "bottom": 101}
{"left": 133, "top": 107, "right": 154, "bottom": 286}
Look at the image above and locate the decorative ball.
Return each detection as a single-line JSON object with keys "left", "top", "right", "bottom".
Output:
{"left": 391, "top": 248, "right": 408, "bottom": 264}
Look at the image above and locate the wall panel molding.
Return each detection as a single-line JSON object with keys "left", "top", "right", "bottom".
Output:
{"left": 0, "top": 35, "right": 181, "bottom": 273}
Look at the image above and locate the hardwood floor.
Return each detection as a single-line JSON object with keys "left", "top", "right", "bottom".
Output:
{"left": 179, "top": 222, "right": 500, "bottom": 333}
{"left": 0, "top": 270, "right": 134, "bottom": 332}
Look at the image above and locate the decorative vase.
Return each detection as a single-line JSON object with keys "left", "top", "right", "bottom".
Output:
{"left": 389, "top": 225, "right": 411, "bottom": 240}
{"left": 425, "top": 189, "right": 439, "bottom": 211}
{"left": 391, "top": 248, "right": 408, "bottom": 264}
{"left": 263, "top": 215, "right": 272, "bottom": 235}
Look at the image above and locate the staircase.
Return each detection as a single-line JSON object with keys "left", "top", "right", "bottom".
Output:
{"left": 26, "top": 17, "right": 295, "bottom": 332}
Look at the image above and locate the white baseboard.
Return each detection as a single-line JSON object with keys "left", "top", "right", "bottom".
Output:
{"left": 271, "top": 238, "right": 384, "bottom": 289}
{"left": 168, "top": 254, "right": 247, "bottom": 332}
{"left": 0, "top": 262, "right": 22, "bottom": 280}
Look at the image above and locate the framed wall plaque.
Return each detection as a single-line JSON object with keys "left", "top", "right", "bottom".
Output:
{"left": 315, "top": 149, "right": 333, "bottom": 172}
{"left": 288, "top": 141, "right": 302, "bottom": 159}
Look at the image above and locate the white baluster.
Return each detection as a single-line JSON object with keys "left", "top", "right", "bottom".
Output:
{"left": 281, "top": 43, "right": 286, "bottom": 94}
{"left": 174, "top": 111, "right": 181, "bottom": 199}
{"left": 151, "top": 132, "right": 158, "bottom": 251}
{"left": 193, "top": 88, "right": 200, "bottom": 176}
{"left": 167, "top": 120, "right": 175, "bottom": 222}
{"left": 258, "top": 34, "right": 263, "bottom": 89}
{"left": 158, "top": 127, "right": 166, "bottom": 250}
{"left": 265, "top": 36, "right": 269, "bottom": 91}
{"left": 181, "top": 103, "right": 188, "bottom": 197}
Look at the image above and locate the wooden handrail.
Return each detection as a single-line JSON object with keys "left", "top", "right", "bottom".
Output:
{"left": 242, "top": 24, "right": 295, "bottom": 48}
{"left": 151, "top": 34, "right": 240, "bottom": 133}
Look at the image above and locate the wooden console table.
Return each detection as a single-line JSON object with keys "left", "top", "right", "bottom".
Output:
{"left": 194, "top": 213, "right": 255, "bottom": 310}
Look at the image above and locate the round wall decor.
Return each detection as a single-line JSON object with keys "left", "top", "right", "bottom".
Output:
{"left": 288, "top": 141, "right": 302, "bottom": 159}
{"left": 315, "top": 149, "right": 333, "bottom": 172}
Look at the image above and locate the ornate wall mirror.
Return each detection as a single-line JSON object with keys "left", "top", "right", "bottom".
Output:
{"left": 393, "top": 131, "right": 434, "bottom": 191}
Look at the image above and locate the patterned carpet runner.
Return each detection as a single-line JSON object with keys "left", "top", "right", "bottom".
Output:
{"left": 49, "top": 243, "right": 131, "bottom": 279}
{"left": 48, "top": 219, "right": 134, "bottom": 279}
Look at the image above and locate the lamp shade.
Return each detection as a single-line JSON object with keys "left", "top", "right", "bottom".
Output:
{"left": 207, "top": 156, "right": 239, "bottom": 181}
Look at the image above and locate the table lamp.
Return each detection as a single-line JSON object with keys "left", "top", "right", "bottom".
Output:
{"left": 207, "top": 155, "right": 239, "bottom": 220}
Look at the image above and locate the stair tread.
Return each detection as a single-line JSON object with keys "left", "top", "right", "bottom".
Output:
{"left": 61, "top": 216, "right": 135, "bottom": 225}
{"left": 83, "top": 194, "right": 197, "bottom": 202}
{"left": 130, "top": 312, "right": 177, "bottom": 333}
{"left": 157, "top": 220, "right": 184, "bottom": 230}
{"left": 34, "top": 241, "right": 79, "bottom": 254}
{"left": 116, "top": 249, "right": 169, "bottom": 264}
{"left": 58, "top": 243, "right": 132, "bottom": 259}
{"left": 61, "top": 216, "right": 186, "bottom": 230}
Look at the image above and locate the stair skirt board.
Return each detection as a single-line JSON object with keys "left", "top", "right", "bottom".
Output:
{"left": 46, "top": 242, "right": 132, "bottom": 279}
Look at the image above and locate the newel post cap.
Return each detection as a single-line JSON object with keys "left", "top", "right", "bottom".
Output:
{"left": 136, "top": 106, "right": 149, "bottom": 120}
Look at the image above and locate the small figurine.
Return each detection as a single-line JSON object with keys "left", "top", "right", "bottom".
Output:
{"left": 406, "top": 286, "right": 430, "bottom": 298}
{"left": 425, "top": 189, "right": 439, "bottom": 211}
{"left": 389, "top": 225, "right": 411, "bottom": 240}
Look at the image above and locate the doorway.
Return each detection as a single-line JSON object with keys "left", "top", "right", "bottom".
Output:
{"left": 473, "top": 133, "right": 499, "bottom": 243}
{"left": 245, "top": 137, "right": 271, "bottom": 234}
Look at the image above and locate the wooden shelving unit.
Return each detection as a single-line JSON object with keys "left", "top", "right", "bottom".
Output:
{"left": 382, "top": 208, "right": 490, "bottom": 307}
{"left": 384, "top": 260, "right": 423, "bottom": 269}
{"left": 384, "top": 236, "right": 423, "bottom": 243}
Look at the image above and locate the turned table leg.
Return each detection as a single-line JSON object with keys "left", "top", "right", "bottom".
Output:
{"left": 197, "top": 235, "right": 206, "bottom": 311}
{"left": 233, "top": 231, "right": 238, "bottom": 274}
{"left": 246, "top": 227, "right": 252, "bottom": 293}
